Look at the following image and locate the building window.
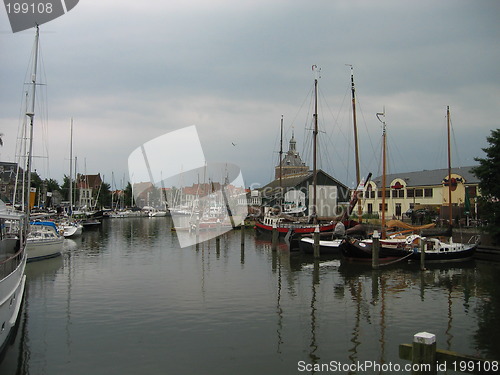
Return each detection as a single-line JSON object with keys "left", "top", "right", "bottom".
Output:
{"left": 407, "top": 189, "right": 414, "bottom": 198}
{"left": 415, "top": 189, "right": 423, "bottom": 197}
{"left": 378, "top": 203, "right": 388, "bottom": 212}
{"left": 392, "top": 189, "right": 404, "bottom": 198}
{"left": 367, "top": 203, "right": 373, "bottom": 215}
{"left": 424, "top": 188, "right": 433, "bottom": 198}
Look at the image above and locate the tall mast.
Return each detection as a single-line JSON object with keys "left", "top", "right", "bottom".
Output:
{"left": 69, "top": 118, "right": 73, "bottom": 217}
{"left": 279, "top": 115, "right": 283, "bottom": 200}
{"left": 447, "top": 106, "right": 452, "bottom": 225}
{"left": 312, "top": 65, "right": 320, "bottom": 222}
{"left": 376, "top": 110, "right": 386, "bottom": 239}
{"left": 348, "top": 65, "right": 362, "bottom": 222}
{"left": 25, "top": 25, "right": 40, "bottom": 220}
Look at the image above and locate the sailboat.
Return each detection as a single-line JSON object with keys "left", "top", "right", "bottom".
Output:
{"left": 403, "top": 107, "right": 478, "bottom": 263}
{"left": 299, "top": 66, "right": 369, "bottom": 254}
{"left": 19, "top": 26, "right": 64, "bottom": 261}
{"left": 60, "top": 119, "right": 83, "bottom": 237}
{"left": 342, "top": 107, "right": 479, "bottom": 263}
{"left": 254, "top": 66, "right": 335, "bottom": 239}
{"left": 341, "top": 111, "right": 414, "bottom": 262}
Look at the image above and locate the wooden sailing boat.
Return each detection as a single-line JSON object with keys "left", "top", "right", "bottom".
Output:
{"left": 299, "top": 67, "right": 370, "bottom": 254}
{"left": 254, "top": 66, "right": 335, "bottom": 239}
{"left": 341, "top": 111, "right": 414, "bottom": 262}
{"left": 404, "top": 106, "right": 478, "bottom": 263}
{"left": 342, "top": 107, "right": 479, "bottom": 263}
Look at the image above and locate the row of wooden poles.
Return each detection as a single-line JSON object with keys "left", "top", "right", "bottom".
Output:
{"left": 268, "top": 225, "right": 429, "bottom": 270}
{"left": 195, "top": 224, "right": 246, "bottom": 252}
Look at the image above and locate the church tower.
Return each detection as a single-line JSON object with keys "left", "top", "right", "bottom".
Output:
{"left": 274, "top": 132, "right": 309, "bottom": 179}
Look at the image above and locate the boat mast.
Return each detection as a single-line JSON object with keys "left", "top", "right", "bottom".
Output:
{"left": 447, "top": 105, "right": 452, "bottom": 226}
{"left": 348, "top": 65, "right": 362, "bottom": 222}
{"left": 376, "top": 110, "right": 386, "bottom": 239}
{"left": 25, "top": 25, "right": 40, "bottom": 221}
{"left": 312, "top": 65, "right": 320, "bottom": 222}
{"left": 69, "top": 118, "right": 73, "bottom": 217}
{"left": 279, "top": 115, "right": 283, "bottom": 204}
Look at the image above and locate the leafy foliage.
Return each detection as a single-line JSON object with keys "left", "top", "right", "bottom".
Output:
{"left": 472, "top": 129, "right": 500, "bottom": 242}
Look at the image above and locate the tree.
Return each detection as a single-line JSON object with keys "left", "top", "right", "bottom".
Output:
{"left": 61, "top": 175, "right": 70, "bottom": 201}
{"left": 124, "top": 182, "right": 133, "bottom": 207}
{"left": 45, "top": 178, "right": 61, "bottom": 192}
{"left": 97, "top": 182, "right": 112, "bottom": 208}
{"left": 472, "top": 129, "right": 500, "bottom": 241}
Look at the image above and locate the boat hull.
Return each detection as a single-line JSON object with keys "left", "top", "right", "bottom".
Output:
{"left": 341, "top": 237, "right": 410, "bottom": 263}
{"left": 299, "top": 236, "right": 345, "bottom": 254}
{"left": 408, "top": 244, "right": 477, "bottom": 263}
{"left": 0, "top": 251, "right": 26, "bottom": 356}
{"left": 26, "top": 238, "right": 63, "bottom": 262}
{"left": 254, "top": 220, "right": 335, "bottom": 238}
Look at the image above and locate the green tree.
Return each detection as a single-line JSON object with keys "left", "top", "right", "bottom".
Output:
{"left": 97, "top": 182, "right": 112, "bottom": 208}
{"left": 124, "top": 182, "right": 133, "bottom": 207}
{"left": 61, "top": 175, "right": 70, "bottom": 201}
{"left": 472, "top": 129, "right": 500, "bottom": 242}
{"left": 45, "top": 178, "right": 61, "bottom": 192}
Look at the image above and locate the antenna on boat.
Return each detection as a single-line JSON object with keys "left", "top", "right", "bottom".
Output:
{"left": 312, "top": 64, "right": 321, "bottom": 80}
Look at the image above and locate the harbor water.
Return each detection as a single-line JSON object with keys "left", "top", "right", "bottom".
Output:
{"left": 1, "top": 217, "right": 499, "bottom": 374}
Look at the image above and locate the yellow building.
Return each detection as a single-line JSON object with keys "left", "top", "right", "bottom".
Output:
{"left": 361, "top": 166, "right": 479, "bottom": 221}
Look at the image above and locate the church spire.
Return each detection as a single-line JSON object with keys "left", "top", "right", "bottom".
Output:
{"left": 289, "top": 131, "right": 296, "bottom": 154}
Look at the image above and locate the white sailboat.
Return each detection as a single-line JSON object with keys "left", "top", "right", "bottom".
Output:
{"left": 18, "top": 26, "right": 64, "bottom": 261}
{"left": 61, "top": 118, "right": 83, "bottom": 237}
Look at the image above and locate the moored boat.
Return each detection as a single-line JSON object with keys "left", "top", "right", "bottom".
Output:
{"left": 26, "top": 221, "right": 64, "bottom": 262}
{"left": 0, "top": 201, "right": 27, "bottom": 356}
{"left": 405, "top": 234, "right": 478, "bottom": 263}
{"left": 255, "top": 215, "right": 335, "bottom": 239}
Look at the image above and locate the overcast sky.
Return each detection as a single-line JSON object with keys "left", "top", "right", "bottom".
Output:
{"left": 1, "top": 0, "right": 499, "bottom": 191}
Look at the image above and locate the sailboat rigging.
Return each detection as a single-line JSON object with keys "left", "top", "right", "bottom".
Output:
{"left": 21, "top": 26, "right": 64, "bottom": 261}
{"left": 254, "top": 66, "right": 335, "bottom": 239}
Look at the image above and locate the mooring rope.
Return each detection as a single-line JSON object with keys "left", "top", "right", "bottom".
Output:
{"left": 379, "top": 251, "right": 414, "bottom": 267}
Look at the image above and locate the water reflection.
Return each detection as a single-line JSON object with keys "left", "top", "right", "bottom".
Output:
{"left": 0, "top": 220, "right": 498, "bottom": 375}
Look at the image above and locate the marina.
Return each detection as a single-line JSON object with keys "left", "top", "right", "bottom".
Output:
{"left": 0, "top": 216, "right": 499, "bottom": 374}
{"left": 1, "top": 6, "right": 499, "bottom": 374}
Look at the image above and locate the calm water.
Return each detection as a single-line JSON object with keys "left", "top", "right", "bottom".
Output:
{"left": 1, "top": 217, "right": 499, "bottom": 374}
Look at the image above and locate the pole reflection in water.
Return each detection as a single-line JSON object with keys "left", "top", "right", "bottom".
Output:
{"left": 0, "top": 217, "right": 498, "bottom": 375}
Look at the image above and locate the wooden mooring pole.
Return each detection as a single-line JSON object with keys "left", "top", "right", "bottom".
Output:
{"left": 372, "top": 230, "right": 380, "bottom": 270}
{"left": 420, "top": 237, "right": 426, "bottom": 271}
{"left": 399, "top": 332, "right": 496, "bottom": 374}
{"left": 215, "top": 235, "right": 220, "bottom": 252}
{"left": 271, "top": 223, "right": 278, "bottom": 252}
{"left": 313, "top": 225, "right": 320, "bottom": 258}
{"left": 240, "top": 223, "right": 245, "bottom": 249}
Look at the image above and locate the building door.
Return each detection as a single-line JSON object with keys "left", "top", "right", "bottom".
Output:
{"left": 395, "top": 203, "right": 402, "bottom": 218}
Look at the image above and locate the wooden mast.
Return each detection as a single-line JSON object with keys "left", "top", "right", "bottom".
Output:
{"left": 377, "top": 110, "right": 387, "bottom": 239}
{"left": 447, "top": 105, "right": 453, "bottom": 226}
{"left": 348, "top": 65, "right": 362, "bottom": 222}
{"left": 312, "top": 65, "right": 320, "bottom": 223}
